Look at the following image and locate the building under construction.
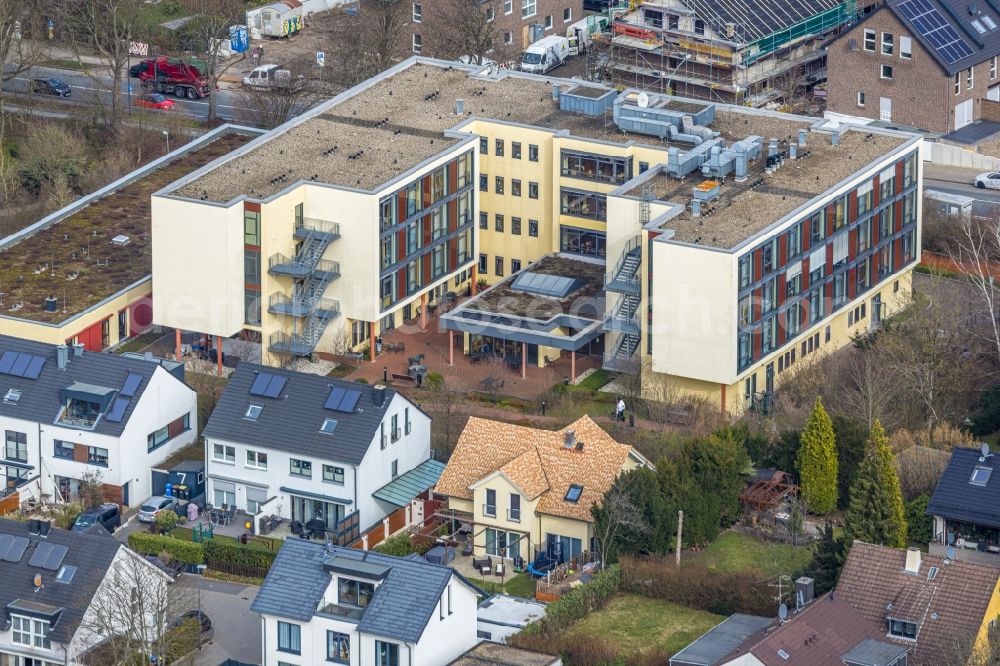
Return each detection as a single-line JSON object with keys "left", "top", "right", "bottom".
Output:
{"left": 587, "top": 0, "right": 859, "bottom": 105}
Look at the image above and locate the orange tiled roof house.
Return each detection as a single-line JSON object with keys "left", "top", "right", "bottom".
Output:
{"left": 434, "top": 415, "right": 650, "bottom": 569}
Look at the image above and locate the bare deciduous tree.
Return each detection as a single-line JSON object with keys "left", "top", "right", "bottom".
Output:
{"left": 235, "top": 59, "right": 322, "bottom": 129}
{"left": 424, "top": 0, "right": 512, "bottom": 66}
{"left": 182, "top": 0, "right": 244, "bottom": 121}
{"left": 60, "top": 0, "right": 144, "bottom": 130}
{"left": 328, "top": 0, "right": 408, "bottom": 85}
{"left": 829, "top": 350, "right": 896, "bottom": 428}
{"left": 78, "top": 551, "right": 193, "bottom": 665}
{"left": 591, "top": 481, "right": 648, "bottom": 570}
{"left": 945, "top": 215, "right": 1000, "bottom": 370}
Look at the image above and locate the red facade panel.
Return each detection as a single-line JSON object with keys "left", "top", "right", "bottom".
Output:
{"left": 778, "top": 234, "right": 788, "bottom": 267}
{"left": 896, "top": 160, "right": 905, "bottom": 194}
{"left": 848, "top": 190, "right": 858, "bottom": 223}
{"left": 753, "top": 249, "right": 763, "bottom": 282}
{"left": 848, "top": 268, "right": 857, "bottom": 299}
{"left": 871, "top": 175, "right": 880, "bottom": 209}
{"left": 895, "top": 200, "right": 903, "bottom": 232}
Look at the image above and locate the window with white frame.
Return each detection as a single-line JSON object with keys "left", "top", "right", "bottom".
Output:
{"left": 412, "top": 33, "right": 422, "bottom": 53}
{"left": 504, "top": 0, "right": 512, "bottom": 13}
{"left": 880, "top": 64, "right": 893, "bottom": 79}
{"left": 12, "top": 615, "right": 50, "bottom": 649}
{"left": 412, "top": 2, "right": 421, "bottom": 21}
{"left": 900, "top": 35, "right": 912, "bottom": 58}
{"left": 881, "top": 32, "right": 893, "bottom": 55}
{"left": 505, "top": 30, "right": 513, "bottom": 45}
{"left": 564, "top": 7, "right": 572, "bottom": 21}
{"left": 863, "top": 28, "right": 875, "bottom": 51}
{"left": 323, "top": 464, "right": 345, "bottom": 484}
{"left": 857, "top": 91, "right": 865, "bottom": 107}
{"left": 993, "top": 56, "right": 998, "bottom": 79}
{"left": 544, "top": 14, "right": 552, "bottom": 29}
{"left": 956, "top": 71, "right": 961, "bottom": 94}
{"left": 246, "top": 450, "right": 268, "bottom": 470}
{"left": 968, "top": 66, "right": 975, "bottom": 89}
{"left": 522, "top": 0, "right": 536, "bottom": 18}
{"left": 213, "top": 443, "right": 235, "bottom": 464}
{"left": 486, "top": 6, "right": 495, "bottom": 21}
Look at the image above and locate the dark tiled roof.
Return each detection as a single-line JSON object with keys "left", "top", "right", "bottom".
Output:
{"left": 721, "top": 593, "right": 892, "bottom": 666}
{"left": 0, "top": 518, "right": 121, "bottom": 643}
{"left": 681, "top": 0, "right": 842, "bottom": 43}
{"left": 202, "top": 363, "right": 402, "bottom": 466}
{"left": 670, "top": 613, "right": 774, "bottom": 665}
{"left": 0, "top": 334, "right": 171, "bottom": 437}
{"left": 836, "top": 542, "right": 1000, "bottom": 664}
{"left": 927, "top": 447, "right": 1000, "bottom": 528}
{"left": 840, "top": 638, "right": 911, "bottom": 666}
{"left": 886, "top": 0, "right": 1000, "bottom": 75}
{"left": 251, "top": 540, "right": 482, "bottom": 643}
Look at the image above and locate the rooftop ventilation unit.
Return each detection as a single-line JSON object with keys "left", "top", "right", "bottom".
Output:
{"left": 112, "top": 235, "right": 130, "bottom": 246}
{"left": 613, "top": 92, "right": 717, "bottom": 144}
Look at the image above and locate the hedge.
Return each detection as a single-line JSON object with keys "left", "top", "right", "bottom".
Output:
{"left": 519, "top": 564, "right": 622, "bottom": 636}
{"left": 373, "top": 533, "right": 414, "bottom": 557}
{"left": 203, "top": 539, "right": 278, "bottom": 570}
{"left": 128, "top": 532, "right": 204, "bottom": 566}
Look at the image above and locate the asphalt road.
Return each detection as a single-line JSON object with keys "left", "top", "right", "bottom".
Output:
{"left": 178, "top": 575, "right": 263, "bottom": 666}
{"left": 3, "top": 64, "right": 257, "bottom": 123}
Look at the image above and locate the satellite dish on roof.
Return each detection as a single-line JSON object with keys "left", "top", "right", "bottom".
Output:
{"left": 637, "top": 91, "right": 649, "bottom": 108}
{"left": 778, "top": 603, "right": 788, "bottom": 621}
{"left": 982, "top": 442, "right": 991, "bottom": 458}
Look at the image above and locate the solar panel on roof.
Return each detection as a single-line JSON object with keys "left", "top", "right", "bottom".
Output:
{"left": 9, "top": 354, "right": 30, "bottom": 377}
{"left": 0, "top": 352, "right": 16, "bottom": 375}
{"left": 0, "top": 536, "right": 28, "bottom": 563}
{"left": 23, "top": 356, "right": 44, "bottom": 380}
{"left": 338, "top": 390, "right": 361, "bottom": 413}
{"left": 106, "top": 397, "right": 130, "bottom": 423}
{"left": 43, "top": 544, "right": 68, "bottom": 571}
{"left": 263, "top": 375, "right": 287, "bottom": 398}
{"left": 897, "top": 0, "right": 975, "bottom": 64}
{"left": 29, "top": 542, "right": 52, "bottom": 568}
{"left": 511, "top": 271, "right": 581, "bottom": 298}
{"left": 324, "top": 387, "right": 347, "bottom": 410}
{"left": 121, "top": 373, "right": 142, "bottom": 397}
{"left": 249, "top": 372, "right": 273, "bottom": 396}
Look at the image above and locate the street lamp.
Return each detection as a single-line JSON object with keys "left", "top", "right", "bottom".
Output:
{"left": 162, "top": 129, "right": 170, "bottom": 153}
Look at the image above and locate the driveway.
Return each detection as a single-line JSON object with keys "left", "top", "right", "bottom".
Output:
{"left": 176, "top": 575, "right": 262, "bottom": 666}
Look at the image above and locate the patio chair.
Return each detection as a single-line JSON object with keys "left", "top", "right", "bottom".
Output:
{"left": 472, "top": 556, "right": 490, "bottom": 571}
{"left": 224, "top": 506, "right": 237, "bottom": 526}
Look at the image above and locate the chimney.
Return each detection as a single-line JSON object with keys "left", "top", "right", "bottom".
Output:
{"left": 28, "top": 519, "right": 40, "bottom": 535}
{"left": 56, "top": 344, "right": 69, "bottom": 369}
{"left": 373, "top": 384, "right": 386, "bottom": 408}
{"left": 789, "top": 143, "right": 798, "bottom": 160}
{"left": 795, "top": 576, "right": 814, "bottom": 609}
{"left": 564, "top": 430, "right": 576, "bottom": 448}
{"left": 38, "top": 520, "right": 49, "bottom": 537}
{"left": 72, "top": 342, "right": 84, "bottom": 357}
{"left": 905, "top": 547, "right": 922, "bottom": 574}
{"left": 455, "top": 98, "right": 464, "bottom": 115}
{"left": 798, "top": 128, "right": 807, "bottom": 147}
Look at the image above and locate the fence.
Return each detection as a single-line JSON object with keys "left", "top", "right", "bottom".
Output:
{"left": 352, "top": 497, "right": 446, "bottom": 550}
{"left": 205, "top": 559, "right": 270, "bottom": 579}
{"left": 925, "top": 140, "right": 1000, "bottom": 171}
{"left": 0, "top": 492, "right": 18, "bottom": 515}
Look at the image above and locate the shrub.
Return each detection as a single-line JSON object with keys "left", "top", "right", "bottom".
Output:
{"left": 49, "top": 502, "right": 83, "bottom": 530}
{"left": 620, "top": 556, "right": 773, "bottom": 617}
{"left": 128, "top": 533, "right": 204, "bottom": 566}
{"left": 425, "top": 372, "right": 444, "bottom": 389}
{"left": 905, "top": 494, "right": 933, "bottom": 546}
{"left": 519, "top": 564, "right": 621, "bottom": 636}
{"left": 373, "top": 533, "right": 414, "bottom": 557}
{"left": 203, "top": 539, "right": 278, "bottom": 570}
{"left": 155, "top": 510, "right": 178, "bottom": 534}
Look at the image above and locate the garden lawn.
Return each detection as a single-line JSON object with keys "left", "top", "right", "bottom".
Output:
{"left": 693, "top": 531, "right": 813, "bottom": 577}
{"left": 469, "top": 573, "right": 536, "bottom": 598}
{"left": 564, "top": 594, "right": 724, "bottom": 657}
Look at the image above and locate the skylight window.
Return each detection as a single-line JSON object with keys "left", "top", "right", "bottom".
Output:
{"left": 3, "top": 388, "right": 21, "bottom": 403}
{"left": 245, "top": 404, "right": 263, "bottom": 421}
{"left": 973, "top": 18, "right": 986, "bottom": 34}
{"left": 985, "top": 15, "right": 997, "bottom": 29}
{"left": 565, "top": 484, "right": 583, "bottom": 502}
{"left": 320, "top": 418, "right": 338, "bottom": 434}
{"left": 56, "top": 565, "right": 77, "bottom": 583}
{"left": 971, "top": 466, "right": 992, "bottom": 486}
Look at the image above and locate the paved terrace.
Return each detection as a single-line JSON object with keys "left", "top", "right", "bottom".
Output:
{"left": 0, "top": 131, "right": 253, "bottom": 324}
{"left": 175, "top": 60, "right": 857, "bottom": 202}
{"left": 626, "top": 127, "right": 908, "bottom": 249}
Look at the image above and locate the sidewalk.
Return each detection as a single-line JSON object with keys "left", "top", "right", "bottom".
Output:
{"left": 923, "top": 162, "right": 983, "bottom": 185}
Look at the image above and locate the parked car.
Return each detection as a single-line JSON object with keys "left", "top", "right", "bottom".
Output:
{"left": 974, "top": 171, "right": 1000, "bottom": 189}
{"left": 31, "top": 77, "right": 71, "bottom": 97}
{"left": 169, "top": 610, "right": 214, "bottom": 644}
{"left": 138, "top": 496, "right": 177, "bottom": 522}
{"left": 136, "top": 93, "right": 176, "bottom": 111}
{"left": 72, "top": 503, "right": 121, "bottom": 533}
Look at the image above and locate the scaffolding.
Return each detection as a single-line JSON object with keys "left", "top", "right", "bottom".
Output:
{"left": 586, "top": 0, "right": 857, "bottom": 107}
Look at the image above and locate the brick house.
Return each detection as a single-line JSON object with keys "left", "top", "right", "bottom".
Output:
{"left": 826, "top": 0, "right": 1000, "bottom": 133}
{"left": 407, "top": 0, "right": 582, "bottom": 60}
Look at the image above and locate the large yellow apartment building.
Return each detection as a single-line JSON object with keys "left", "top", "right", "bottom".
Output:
{"left": 151, "top": 57, "right": 922, "bottom": 414}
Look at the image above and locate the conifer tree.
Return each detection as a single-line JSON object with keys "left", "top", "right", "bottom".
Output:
{"left": 844, "top": 421, "right": 908, "bottom": 548}
{"left": 797, "top": 397, "right": 838, "bottom": 514}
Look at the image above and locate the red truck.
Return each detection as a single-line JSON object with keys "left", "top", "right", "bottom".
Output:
{"left": 128, "top": 57, "right": 210, "bottom": 100}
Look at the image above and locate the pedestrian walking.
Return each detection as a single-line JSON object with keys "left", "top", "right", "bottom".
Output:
{"left": 615, "top": 398, "right": 625, "bottom": 421}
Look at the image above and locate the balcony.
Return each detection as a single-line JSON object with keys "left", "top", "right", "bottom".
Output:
{"left": 316, "top": 602, "right": 364, "bottom": 622}
{"left": 268, "top": 332, "right": 318, "bottom": 356}
{"left": 294, "top": 217, "right": 341, "bottom": 241}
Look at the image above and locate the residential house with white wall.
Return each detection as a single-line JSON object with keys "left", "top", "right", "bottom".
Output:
{"left": 251, "top": 539, "right": 482, "bottom": 666}
{"left": 0, "top": 517, "right": 171, "bottom": 665}
{"left": 202, "top": 364, "right": 435, "bottom": 542}
{"left": 0, "top": 334, "right": 197, "bottom": 508}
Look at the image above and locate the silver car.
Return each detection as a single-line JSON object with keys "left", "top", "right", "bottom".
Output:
{"left": 138, "top": 496, "right": 176, "bottom": 522}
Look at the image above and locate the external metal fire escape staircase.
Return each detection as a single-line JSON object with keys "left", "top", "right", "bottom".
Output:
{"left": 603, "top": 234, "right": 642, "bottom": 370}
{"left": 268, "top": 218, "right": 342, "bottom": 357}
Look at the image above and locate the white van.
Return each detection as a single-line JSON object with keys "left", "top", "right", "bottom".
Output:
{"left": 521, "top": 35, "right": 572, "bottom": 74}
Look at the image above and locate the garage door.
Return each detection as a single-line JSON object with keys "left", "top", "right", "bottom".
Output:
{"left": 955, "top": 98, "right": 974, "bottom": 129}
